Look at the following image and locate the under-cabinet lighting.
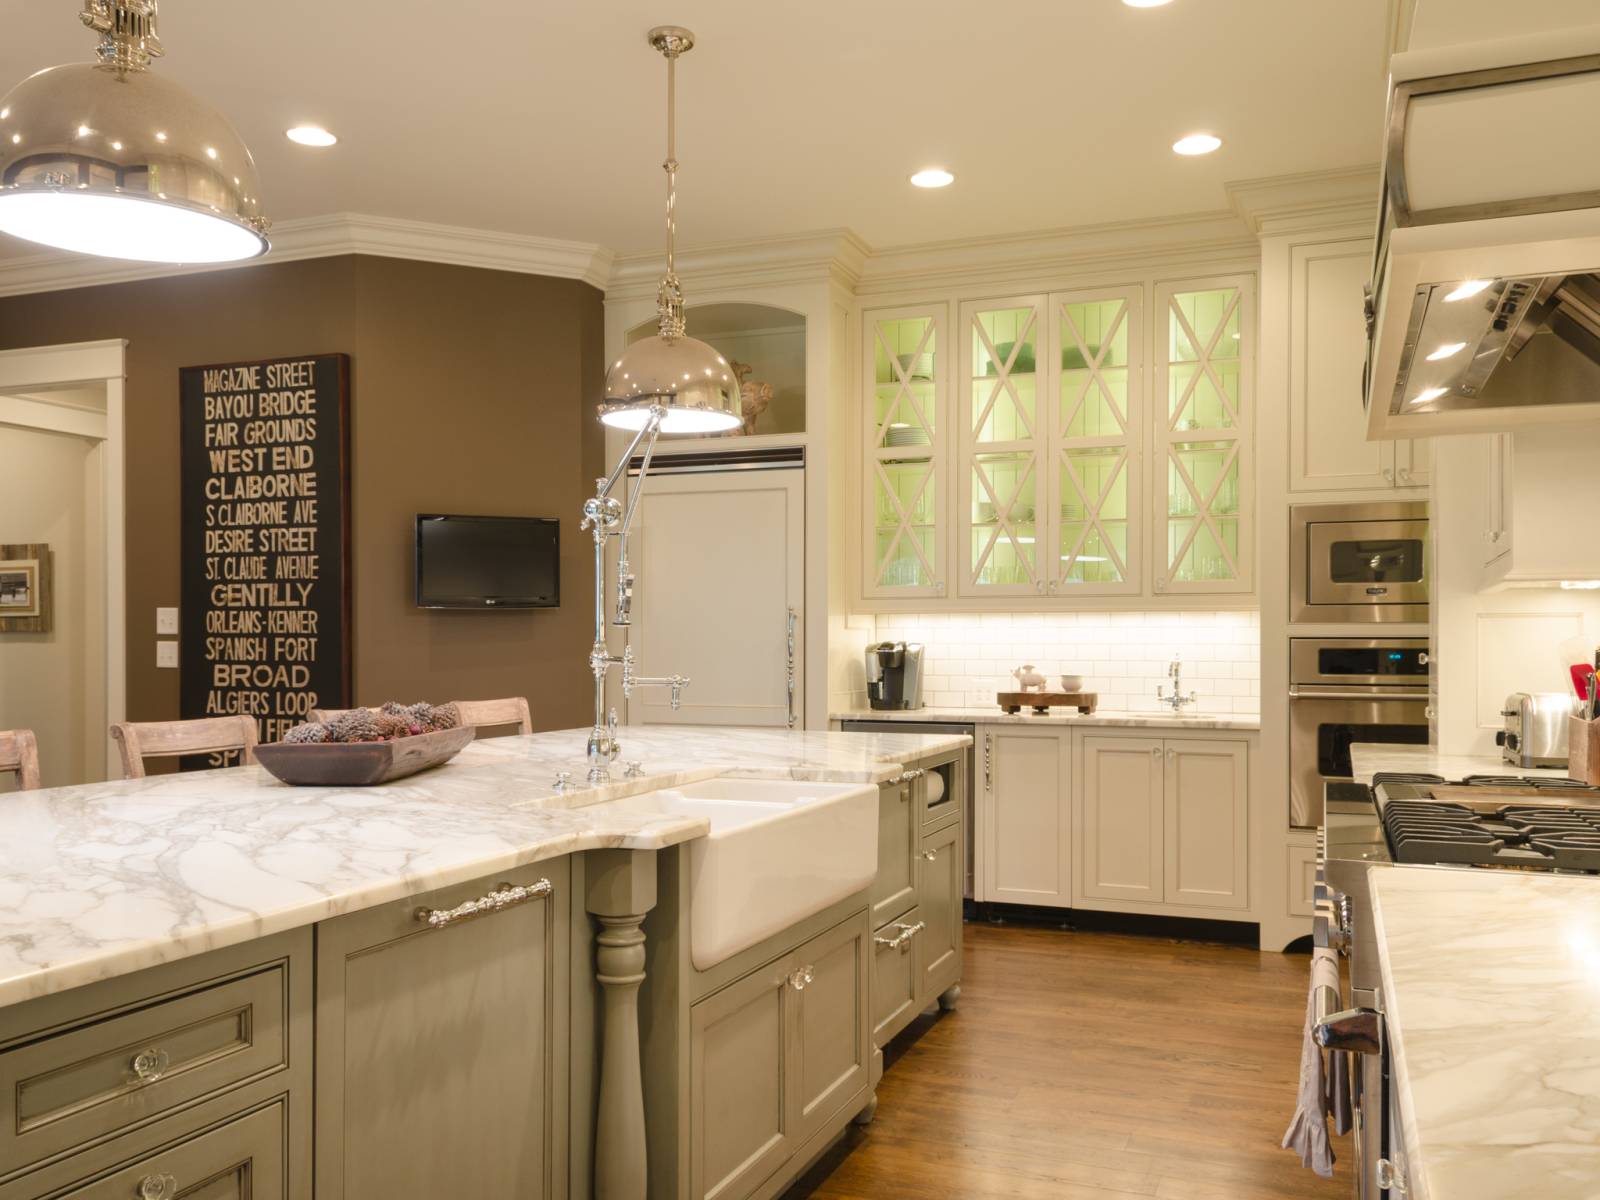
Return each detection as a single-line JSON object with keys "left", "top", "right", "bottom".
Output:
{"left": 1444, "top": 279, "right": 1491, "bottom": 302}
{"left": 286, "top": 125, "right": 338, "bottom": 147}
{"left": 1123, "top": 0, "right": 1175, "bottom": 6}
{"left": 910, "top": 167, "right": 954, "bottom": 189}
{"left": 1172, "top": 133, "right": 1221, "bottom": 156}
{"left": 1410, "top": 386, "right": 1449, "bottom": 405}
{"left": 1561, "top": 580, "right": 1600, "bottom": 590}
{"left": 1426, "top": 342, "right": 1467, "bottom": 361}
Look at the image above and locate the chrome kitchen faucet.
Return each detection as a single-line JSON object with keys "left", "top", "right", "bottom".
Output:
{"left": 1157, "top": 654, "right": 1197, "bottom": 713}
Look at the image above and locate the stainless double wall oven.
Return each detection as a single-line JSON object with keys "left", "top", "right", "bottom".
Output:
{"left": 1288, "top": 638, "right": 1429, "bottom": 829}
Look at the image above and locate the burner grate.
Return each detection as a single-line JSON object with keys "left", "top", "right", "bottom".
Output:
{"left": 1380, "top": 796, "right": 1600, "bottom": 871}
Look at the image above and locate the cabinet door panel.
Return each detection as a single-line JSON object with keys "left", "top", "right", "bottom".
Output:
{"left": 982, "top": 728, "right": 1069, "bottom": 906}
{"left": 871, "top": 910, "right": 920, "bottom": 1048}
{"left": 1163, "top": 740, "right": 1249, "bottom": 909}
{"left": 795, "top": 916, "right": 870, "bottom": 1141}
{"left": 1079, "top": 735, "right": 1165, "bottom": 903}
{"left": 54, "top": 1102, "right": 284, "bottom": 1200}
{"left": 870, "top": 778, "right": 917, "bottom": 926}
{"left": 915, "top": 821, "right": 962, "bottom": 1004}
{"left": 315, "top": 863, "right": 566, "bottom": 1200}
{"left": 691, "top": 961, "right": 795, "bottom": 1200}
{"left": 865, "top": 307, "right": 949, "bottom": 599}
{"left": 1289, "top": 243, "right": 1393, "bottom": 492}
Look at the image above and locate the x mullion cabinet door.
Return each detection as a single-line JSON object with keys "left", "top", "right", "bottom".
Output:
{"left": 1047, "top": 285, "right": 1143, "bottom": 597}
{"left": 863, "top": 305, "right": 950, "bottom": 601}
{"left": 1153, "top": 277, "right": 1254, "bottom": 595}
{"left": 958, "top": 295, "right": 1050, "bottom": 598}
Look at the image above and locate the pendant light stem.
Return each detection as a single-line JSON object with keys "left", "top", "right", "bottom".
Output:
{"left": 651, "top": 28, "right": 692, "bottom": 343}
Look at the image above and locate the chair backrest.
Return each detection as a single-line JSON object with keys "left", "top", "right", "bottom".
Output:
{"left": 309, "top": 699, "right": 532, "bottom": 736}
{"left": 0, "top": 729, "right": 41, "bottom": 790}
{"left": 452, "top": 697, "right": 533, "bottom": 736}
{"left": 110, "top": 716, "right": 259, "bottom": 779}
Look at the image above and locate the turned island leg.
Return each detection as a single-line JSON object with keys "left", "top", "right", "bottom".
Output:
{"left": 587, "top": 849, "right": 659, "bottom": 1200}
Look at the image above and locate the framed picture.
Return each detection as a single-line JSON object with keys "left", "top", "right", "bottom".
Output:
{"left": 0, "top": 545, "right": 52, "bottom": 633}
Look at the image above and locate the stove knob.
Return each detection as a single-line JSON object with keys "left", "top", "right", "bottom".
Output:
{"left": 1495, "top": 731, "right": 1507, "bottom": 747}
{"left": 1507, "top": 733, "right": 1519, "bottom": 751}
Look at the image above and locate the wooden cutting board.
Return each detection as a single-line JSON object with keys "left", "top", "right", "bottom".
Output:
{"left": 996, "top": 691, "right": 1098, "bottom": 715}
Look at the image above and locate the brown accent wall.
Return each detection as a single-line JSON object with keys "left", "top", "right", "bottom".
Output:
{"left": 0, "top": 255, "right": 604, "bottom": 733}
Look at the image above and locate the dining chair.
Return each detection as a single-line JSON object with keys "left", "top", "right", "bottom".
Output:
{"left": 0, "top": 728, "right": 41, "bottom": 790}
{"left": 110, "top": 715, "right": 259, "bottom": 779}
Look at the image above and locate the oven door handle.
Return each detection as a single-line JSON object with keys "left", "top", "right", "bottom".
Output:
{"left": 1314, "top": 992, "right": 1382, "bottom": 1056}
{"left": 1288, "top": 685, "right": 1431, "bottom": 701}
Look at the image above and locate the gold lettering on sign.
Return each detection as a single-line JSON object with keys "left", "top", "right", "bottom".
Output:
{"left": 191, "top": 358, "right": 336, "bottom": 744}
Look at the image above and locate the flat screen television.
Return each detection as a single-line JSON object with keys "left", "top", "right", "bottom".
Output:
{"left": 415, "top": 514, "right": 559, "bottom": 609}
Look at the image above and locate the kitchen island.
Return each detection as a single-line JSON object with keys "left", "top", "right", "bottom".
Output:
{"left": 1370, "top": 867, "right": 1600, "bottom": 1200}
{"left": 0, "top": 725, "right": 969, "bottom": 1200}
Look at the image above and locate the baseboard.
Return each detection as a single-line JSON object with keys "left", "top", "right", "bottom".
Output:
{"left": 969, "top": 901, "right": 1260, "bottom": 947}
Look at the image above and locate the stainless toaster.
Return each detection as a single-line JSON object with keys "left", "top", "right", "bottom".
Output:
{"left": 1497, "top": 691, "right": 1579, "bottom": 769}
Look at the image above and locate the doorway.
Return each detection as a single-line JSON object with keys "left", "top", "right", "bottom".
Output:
{"left": 0, "top": 341, "right": 127, "bottom": 787}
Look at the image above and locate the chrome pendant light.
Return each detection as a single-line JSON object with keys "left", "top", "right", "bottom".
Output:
{"left": 0, "top": 0, "right": 269, "bottom": 263}
{"left": 600, "top": 26, "right": 741, "bottom": 435}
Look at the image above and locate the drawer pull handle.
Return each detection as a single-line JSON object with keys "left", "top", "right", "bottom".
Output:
{"left": 137, "top": 1174, "right": 177, "bottom": 1200}
{"left": 788, "top": 965, "right": 815, "bottom": 991}
{"left": 130, "top": 1048, "right": 170, "bottom": 1083}
{"left": 416, "top": 879, "right": 552, "bottom": 930}
{"left": 874, "top": 920, "right": 925, "bottom": 951}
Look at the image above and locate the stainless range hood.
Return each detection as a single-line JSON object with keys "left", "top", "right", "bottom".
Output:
{"left": 1366, "top": 27, "right": 1600, "bottom": 438}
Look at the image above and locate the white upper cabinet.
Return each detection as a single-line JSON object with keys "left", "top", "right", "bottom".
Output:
{"left": 1154, "top": 278, "right": 1254, "bottom": 595}
{"left": 863, "top": 306, "right": 949, "bottom": 600}
{"left": 1287, "top": 240, "right": 1430, "bottom": 494}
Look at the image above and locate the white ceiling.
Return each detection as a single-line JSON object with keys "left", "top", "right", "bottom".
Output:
{"left": 0, "top": 0, "right": 1392, "bottom": 258}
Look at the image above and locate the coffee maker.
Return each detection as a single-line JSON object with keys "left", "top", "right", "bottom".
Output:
{"left": 865, "top": 642, "right": 925, "bottom": 710}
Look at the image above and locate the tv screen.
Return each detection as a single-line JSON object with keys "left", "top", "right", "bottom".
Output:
{"left": 415, "top": 514, "right": 559, "bottom": 609}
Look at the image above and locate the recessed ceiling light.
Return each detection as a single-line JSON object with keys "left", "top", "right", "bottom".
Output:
{"left": 1172, "top": 133, "right": 1222, "bottom": 156}
{"left": 1425, "top": 341, "right": 1467, "bottom": 361}
{"left": 910, "top": 167, "right": 954, "bottom": 189}
{"left": 1443, "top": 279, "right": 1492, "bottom": 302}
{"left": 286, "top": 125, "right": 338, "bottom": 148}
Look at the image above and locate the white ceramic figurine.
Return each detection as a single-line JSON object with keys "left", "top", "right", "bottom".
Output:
{"left": 1012, "top": 664, "right": 1047, "bottom": 692}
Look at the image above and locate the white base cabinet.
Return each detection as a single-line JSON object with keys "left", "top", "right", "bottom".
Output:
{"left": 979, "top": 726, "right": 1071, "bottom": 907}
{"left": 978, "top": 725, "right": 1251, "bottom": 917}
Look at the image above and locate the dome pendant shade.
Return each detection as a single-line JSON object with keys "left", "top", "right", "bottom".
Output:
{"left": 602, "top": 334, "right": 743, "bottom": 434}
{"left": 0, "top": 8, "right": 269, "bottom": 264}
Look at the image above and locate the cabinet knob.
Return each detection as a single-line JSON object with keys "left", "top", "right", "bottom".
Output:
{"left": 1151, "top": 746, "right": 1161, "bottom": 758}
{"left": 130, "top": 1048, "right": 170, "bottom": 1084}
{"left": 922, "top": 849, "right": 939, "bottom": 861}
{"left": 788, "top": 965, "right": 814, "bottom": 991}
{"left": 138, "top": 1175, "right": 178, "bottom": 1200}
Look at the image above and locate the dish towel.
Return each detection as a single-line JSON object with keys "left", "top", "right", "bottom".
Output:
{"left": 1282, "top": 948, "right": 1341, "bottom": 1177}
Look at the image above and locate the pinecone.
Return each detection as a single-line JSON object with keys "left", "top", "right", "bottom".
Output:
{"left": 282, "top": 721, "right": 329, "bottom": 744}
{"left": 329, "top": 709, "right": 384, "bottom": 743}
{"left": 379, "top": 700, "right": 411, "bottom": 717}
{"left": 426, "top": 702, "right": 461, "bottom": 732}
{"left": 373, "top": 712, "right": 412, "bottom": 740}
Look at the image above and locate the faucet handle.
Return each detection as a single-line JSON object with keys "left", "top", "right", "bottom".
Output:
{"left": 669, "top": 676, "right": 689, "bottom": 711}
{"left": 624, "top": 760, "right": 645, "bottom": 778}
{"left": 553, "top": 771, "right": 574, "bottom": 793}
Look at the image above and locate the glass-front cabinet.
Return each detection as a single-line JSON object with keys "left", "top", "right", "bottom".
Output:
{"left": 864, "top": 306, "right": 948, "bottom": 598}
{"left": 1155, "top": 278, "right": 1253, "bottom": 594}
{"left": 860, "top": 273, "right": 1252, "bottom": 607}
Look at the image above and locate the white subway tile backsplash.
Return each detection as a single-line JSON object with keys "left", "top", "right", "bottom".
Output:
{"left": 877, "top": 610, "right": 1259, "bottom": 715}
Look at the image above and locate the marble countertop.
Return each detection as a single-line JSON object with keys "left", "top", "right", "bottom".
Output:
{"left": 830, "top": 705, "right": 1259, "bottom": 732}
{"left": 1371, "top": 867, "right": 1600, "bottom": 1199}
{"left": 0, "top": 725, "right": 970, "bottom": 1010}
{"left": 1350, "top": 744, "right": 1575, "bottom": 785}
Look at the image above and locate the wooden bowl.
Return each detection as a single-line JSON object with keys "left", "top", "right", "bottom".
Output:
{"left": 254, "top": 725, "right": 475, "bottom": 786}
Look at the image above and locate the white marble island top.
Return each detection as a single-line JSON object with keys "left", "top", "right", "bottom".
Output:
{"left": 0, "top": 725, "right": 969, "bottom": 1010}
{"left": 831, "top": 705, "right": 1259, "bottom": 732}
{"left": 1371, "top": 868, "right": 1600, "bottom": 1199}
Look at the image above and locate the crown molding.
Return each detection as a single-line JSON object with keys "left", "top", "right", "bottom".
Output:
{"left": 854, "top": 210, "right": 1260, "bottom": 295}
{"left": 1226, "top": 165, "right": 1382, "bottom": 238}
{"left": 0, "top": 212, "right": 614, "bottom": 298}
{"left": 606, "top": 228, "right": 871, "bottom": 301}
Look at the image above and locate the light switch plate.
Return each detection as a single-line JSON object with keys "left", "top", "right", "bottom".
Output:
{"left": 156, "top": 606, "right": 179, "bottom": 635}
{"left": 156, "top": 641, "right": 179, "bottom": 669}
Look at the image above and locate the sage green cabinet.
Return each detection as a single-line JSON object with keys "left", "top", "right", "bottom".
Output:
{"left": 689, "top": 911, "right": 870, "bottom": 1200}
{"left": 915, "top": 820, "right": 962, "bottom": 1003}
{"left": 870, "top": 773, "right": 917, "bottom": 927}
{"left": 314, "top": 861, "right": 570, "bottom": 1200}
{"left": 870, "top": 907, "right": 921, "bottom": 1046}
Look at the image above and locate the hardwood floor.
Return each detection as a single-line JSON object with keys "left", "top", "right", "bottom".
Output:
{"left": 785, "top": 922, "right": 1353, "bottom": 1200}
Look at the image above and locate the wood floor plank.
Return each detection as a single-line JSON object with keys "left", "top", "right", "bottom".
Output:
{"left": 783, "top": 921, "right": 1351, "bottom": 1200}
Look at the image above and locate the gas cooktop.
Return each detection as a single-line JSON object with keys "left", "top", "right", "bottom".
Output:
{"left": 1371, "top": 772, "right": 1600, "bottom": 871}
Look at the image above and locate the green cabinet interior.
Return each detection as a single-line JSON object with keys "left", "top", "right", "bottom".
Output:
{"left": 314, "top": 859, "right": 571, "bottom": 1200}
